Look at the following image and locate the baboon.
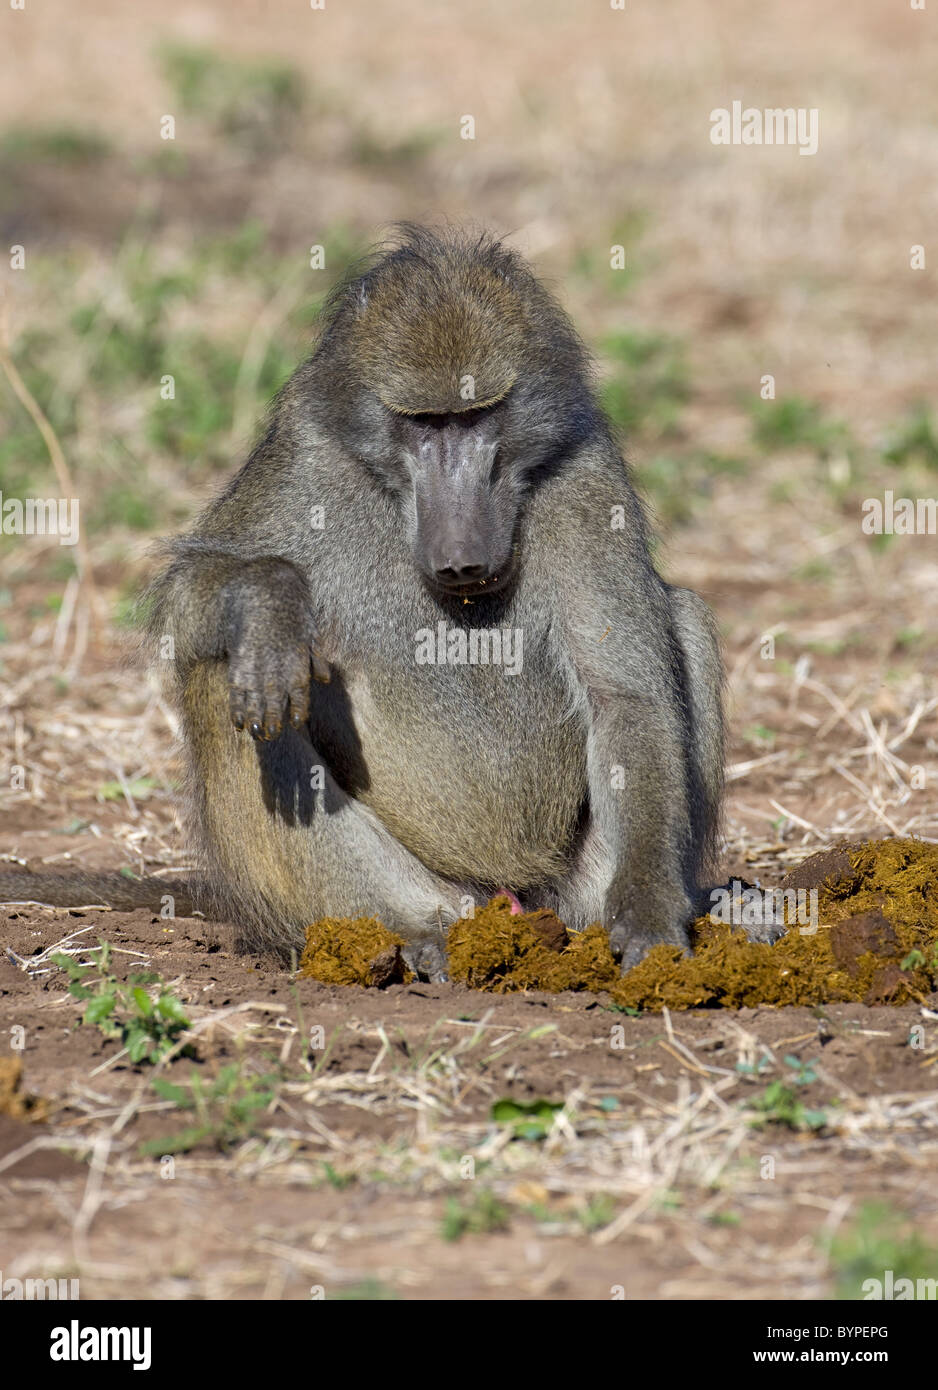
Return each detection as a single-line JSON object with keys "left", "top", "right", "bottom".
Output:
{"left": 4, "top": 227, "right": 729, "bottom": 978}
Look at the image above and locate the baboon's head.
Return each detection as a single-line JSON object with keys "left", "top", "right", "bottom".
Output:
{"left": 313, "top": 226, "right": 597, "bottom": 598}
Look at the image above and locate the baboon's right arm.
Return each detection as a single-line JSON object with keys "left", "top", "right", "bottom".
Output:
{"left": 150, "top": 550, "right": 327, "bottom": 740}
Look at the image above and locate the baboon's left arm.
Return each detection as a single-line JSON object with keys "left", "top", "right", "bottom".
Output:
{"left": 540, "top": 457, "right": 700, "bottom": 966}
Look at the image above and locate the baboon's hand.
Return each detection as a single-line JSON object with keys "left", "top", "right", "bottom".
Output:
{"left": 401, "top": 936, "right": 449, "bottom": 984}
{"left": 223, "top": 559, "right": 329, "bottom": 741}
{"left": 739, "top": 917, "right": 786, "bottom": 947}
{"left": 605, "top": 895, "right": 692, "bottom": 974}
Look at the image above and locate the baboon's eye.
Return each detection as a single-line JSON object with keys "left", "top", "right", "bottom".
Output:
{"left": 409, "top": 404, "right": 500, "bottom": 429}
{"left": 408, "top": 411, "right": 449, "bottom": 429}
{"left": 388, "top": 396, "right": 508, "bottom": 429}
{"left": 453, "top": 406, "right": 491, "bottom": 428}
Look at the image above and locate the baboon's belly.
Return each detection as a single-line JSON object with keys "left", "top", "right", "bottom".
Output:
{"left": 318, "top": 667, "right": 588, "bottom": 887}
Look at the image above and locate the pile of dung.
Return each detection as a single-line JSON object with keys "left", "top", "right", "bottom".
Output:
{"left": 448, "top": 901, "right": 619, "bottom": 993}
{"left": 298, "top": 839, "right": 938, "bottom": 1010}
{"left": 0, "top": 1057, "right": 48, "bottom": 1121}
{"left": 616, "top": 837, "right": 938, "bottom": 1013}
{"left": 298, "top": 917, "right": 413, "bottom": 988}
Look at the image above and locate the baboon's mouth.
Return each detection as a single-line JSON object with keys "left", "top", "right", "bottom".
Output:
{"left": 434, "top": 570, "right": 512, "bottom": 599}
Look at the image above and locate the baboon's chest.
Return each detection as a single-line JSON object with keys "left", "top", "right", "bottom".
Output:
{"left": 316, "top": 653, "right": 588, "bottom": 887}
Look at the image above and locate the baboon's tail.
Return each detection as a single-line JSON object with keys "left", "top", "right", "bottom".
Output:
{"left": 0, "top": 869, "right": 205, "bottom": 919}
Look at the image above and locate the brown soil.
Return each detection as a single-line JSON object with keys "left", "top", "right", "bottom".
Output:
{"left": 1, "top": 889, "right": 937, "bottom": 1299}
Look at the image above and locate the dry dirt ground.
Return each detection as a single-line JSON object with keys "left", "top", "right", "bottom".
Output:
{"left": 1, "top": 906, "right": 936, "bottom": 1301}
{"left": 2, "top": 609, "right": 937, "bottom": 1301}
{"left": 2, "top": 0, "right": 938, "bottom": 1300}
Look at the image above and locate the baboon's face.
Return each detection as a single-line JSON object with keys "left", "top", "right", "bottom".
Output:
{"left": 395, "top": 404, "right": 521, "bottom": 597}
{"left": 324, "top": 242, "right": 589, "bottom": 597}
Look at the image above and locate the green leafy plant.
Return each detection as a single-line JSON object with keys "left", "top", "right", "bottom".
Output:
{"left": 349, "top": 124, "right": 443, "bottom": 170}
{"left": 744, "top": 1054, "right": 826, "bottom": 1130}
{"left": 441, "top": 1188, "right": 509, "bottom": 1242}
{"left": 490, "top": 1096, "right": 563, "bottom": 1141}
{"left": 631, "top": 450, "right": 745, "bottom": 527}
{"left": 322, "top": 1162, "right": 355, "bottom": 1190}
{"left": 884, "top": 406, "right": 938, "bottom": 471}
{"left": 96, "top": 776, "right": 158, "bottom": 803}
{"left": 571, "top": 213, "right": 647, "bottom": 292}
{"left": 142, "top": 1063, "right": 278, "bottom": 1155}
{"left": 577, "top": 1194, "right": 616, "bottom": 1232}
{"left": 735, "top": 1055, "right": 773, "bottom": 1077}
{"left": 51, "top": 943, "right": 192, "bottom": 1064}
{"left": 330, "top": 1280, "right": 399, "bottom": 1301}
{"left": 747, "top": 1080, "right": 826, "bottom": 1129}
{"left": 600, "top": 329, "right": 690, "bottom": 442}
{"left": 747, "top": 394, "right": 848, "bottom": 459}
{"left": 707, "top": 1210, "right": 742, "bottom": 1228}
{"left": 782, "top": 1053, "right": 819, "bottom": 1086}
{"left": 158, "top": 43, "right": 305, "bottom": 150}
{"left": 0, "top": 125, "right": 111, "bottom": 164}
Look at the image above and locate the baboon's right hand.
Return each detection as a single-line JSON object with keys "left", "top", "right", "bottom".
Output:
{"left": 222, "top": 558, "right": 329, "bottom": 741}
